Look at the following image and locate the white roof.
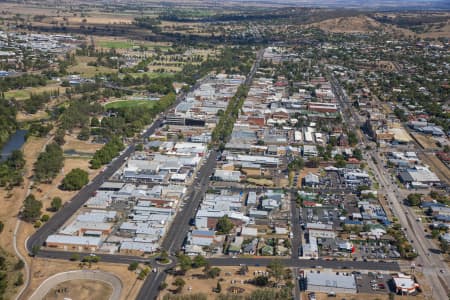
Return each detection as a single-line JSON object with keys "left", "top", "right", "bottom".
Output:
{"left": 46, "top": 235, "right": 101, "bottom": 246}
{"left": 307, "top": 271, "right": 356, "bottom": 290}
{"left": 393, "top": 274, "right": 416, "bottom": 290}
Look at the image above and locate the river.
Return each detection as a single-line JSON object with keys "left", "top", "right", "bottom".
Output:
{"left": 0, "top": 130, "right": 27, "bottom": 161}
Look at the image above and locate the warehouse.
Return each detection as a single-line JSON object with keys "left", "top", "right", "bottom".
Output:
{"left": 306, "top": 271, "right": 357, "bottom": 294}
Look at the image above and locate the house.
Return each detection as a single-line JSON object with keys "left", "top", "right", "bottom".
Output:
{"left": 228, "top": 236, "right": 244, "bottom": 255}
{"left": 243, "top": 238, "right": 258, "bottom": 255}
{"left": 260, "top": 245, "right": 274, "bottom": 256}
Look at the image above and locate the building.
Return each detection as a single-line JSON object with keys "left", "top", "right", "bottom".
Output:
{"left": 306, "top": 271, "right": 357, "bottom": 294}
{"left": 392, "top": 273, "right": 419, "bottom": 295}
{"left": 46, "top": 235, "right": 101, "bottom": 251}
{"left": 306, "top": 223, "right": 336, "bottom": 239}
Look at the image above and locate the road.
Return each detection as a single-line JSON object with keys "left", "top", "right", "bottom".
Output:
{"left": 25, "top": 72, "right": 204, "bottom": 255}
{"left": 136, "top": 48, "right": 265, "bottom": 300}
{"left": 331, "top": 75, "right": 450, "bottom": 300}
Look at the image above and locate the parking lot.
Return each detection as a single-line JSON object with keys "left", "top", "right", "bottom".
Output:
{"left": 356, "top": 272, "right": 393, "bottom": 294}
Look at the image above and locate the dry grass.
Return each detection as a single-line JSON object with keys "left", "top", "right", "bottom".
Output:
{"left": 62, "top": 134, "right": 103, "bottom": 155}
{"left": 305, "top": 16, "right": 416, "bottom": 37}
{"left": 16, "top": 110, "right": 49, "bottom": 122}
{"left": 410, "top": 133, "right": 438, "bottom": 150}
{"left": 160, "top": 266, "right": 270, "bottom": 299}
{"left": 23, "top": 258, "right": 143, "bottom": 300}
{"left": 43, "top": 279, "right": 112, "bottom": 300}
{"left": 68, "top": 56, "right": 117, "bottom": 77}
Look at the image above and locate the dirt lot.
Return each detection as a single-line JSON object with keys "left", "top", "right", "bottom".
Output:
{"left": 160, "top": 266, "right": 272, "bottom": 299}
{"left": 418, "top": 152, "right": 450, "bottom": 185}
{"left": 62, "top": 134, "right": 103, "bottom": 155}
{"left": 410, "top": 132, "right": 437, "bottom": 150}
{"left": 23, "top": 258, "right": 143, "bottom": 300}
{"left": 43, "top": 279, "right": 112, "bottom": 300}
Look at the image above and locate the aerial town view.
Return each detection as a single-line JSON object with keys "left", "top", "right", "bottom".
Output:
{"left": 0, "top": 0, "right": 449, "bottom": 300}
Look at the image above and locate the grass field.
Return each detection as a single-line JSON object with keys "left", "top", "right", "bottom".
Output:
{"left": 4, "top": 90, "right": 29, "bottom": 100}
{"left": 129, "top": 72, "right": 175, "bottom": 79}
{"left": 5, "top": 84, "right": 65, "bottom": 100}
{"left": 97, "top": 40, "right": 136, "bottom": 49}
{"left": 68, "top": 56, "right": 117, "bottom": 77}
{"left": 104, "top": 100, "right": 157, "bottom": 109}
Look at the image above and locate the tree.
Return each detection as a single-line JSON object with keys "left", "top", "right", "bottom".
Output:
{"left": 407, "top": 193, "right": 422, "bottom": 206}
{"left": 41, "top": 214, "right": 49, "bottom": 222}
{"left": 34, "top": 143, "right": 64, "bottom": 183}
{"left": 22, "top": 194, "right": 42, "bottom": 222}
{"left": 216, "top": 281, "right": 222, "bottom": 293}
{"left": 50, "top": 196, "right": 62, "bottom": 211}
{"left": 178, "top": 254, "right": 192, "bottom": 272}
{"left": 128, "top": 262, "right": 139, "bottom": 271}
{"left": 254, "top": 276, "right": 269, "bottom": 286}
{"left": 348, "top": 131, "right": 358, "bottom": 146}
{"left": 14, "top": 273, "right": 23, "bottom": 286}
{"left": 70, "top": 253, "right": 80, "bottom": 261}
{"left": 216, "top": 215, "right": 234, "bottom": 234}
{"left": 267, "top": 259, "right": 285, "bottom": 283}
{"left": 14, "top": 260, "right": 24, "bottom": 270}
{"left": 173, "top": 277, "right": 185, "bottom": 293}
{"left": 138, "top": 267, "right": 150, "bottom": 280}
{"left": 61, "top": 168, "right": 89, "bottom": 190}
{"left": 192, "top": 254, "right": 207, "bottom": 268}
{"left": 159, "top": 282, "right": 168, "bottom": 290}
{"left": 431, "top": 229, "right": 440, "bottom": 239}
{"left": 288, "top": 157, "right": 304, "bottom": 172}
{"left": 334, "top": 158, "right": 347, "bottom": 168}
{"left": 77, "top": 126, "right": 90, "bottom": 141}
{"left": 90, "top": 117, "right": 100, "bottom": 127}
{"left": 205, "top": 267, "right": 221, "bottom": 279}
{"left": 54, "top": 128, "right": 65, "bottom": 145}
{"left": 0, "top": 221, "right": 3, "bottom": 234}
{"left": 31, "top": 245, "right": 40, "bottom": 256}
{"left": 353, "top": 148, "right": 363, "bottom": 160}
{"left": 158, "top": 250, "right": 169, "bottom": 263}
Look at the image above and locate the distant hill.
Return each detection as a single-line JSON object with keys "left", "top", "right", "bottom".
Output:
{"left": 304, "top": 15, "right": 416, "bottom": 36}
{"left": 242, "top": 0, "right": 450, "bottom": 10}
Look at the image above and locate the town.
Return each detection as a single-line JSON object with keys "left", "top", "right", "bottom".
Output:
{"left": 0, "top": 1, "right": 448, "bottom": 300}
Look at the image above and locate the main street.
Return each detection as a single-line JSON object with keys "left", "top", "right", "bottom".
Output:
{"left": 331, "top": 75, "right": 450, "bottom": 300}
{"left": 27, "top": 49, "right": 413, "bottom": 300}
{"left": 136, "top": 48, "right": 265, "bottom": 300}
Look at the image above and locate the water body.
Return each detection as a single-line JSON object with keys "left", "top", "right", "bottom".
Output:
{"left": 0, "top": 130, "right": 27, "bottom": 161}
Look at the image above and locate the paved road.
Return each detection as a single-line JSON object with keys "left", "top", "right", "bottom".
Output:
{"left": 136, "top": 152, "right": 218, "bottom": 300}
{"left": 26, "top": 74, "right": 201, "bottom": 255}
{"left": 331, "top": 75, "right": 450, "bottom": 299}
{"left": 136, "top": 48, "right": 264, "bottom": 300}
